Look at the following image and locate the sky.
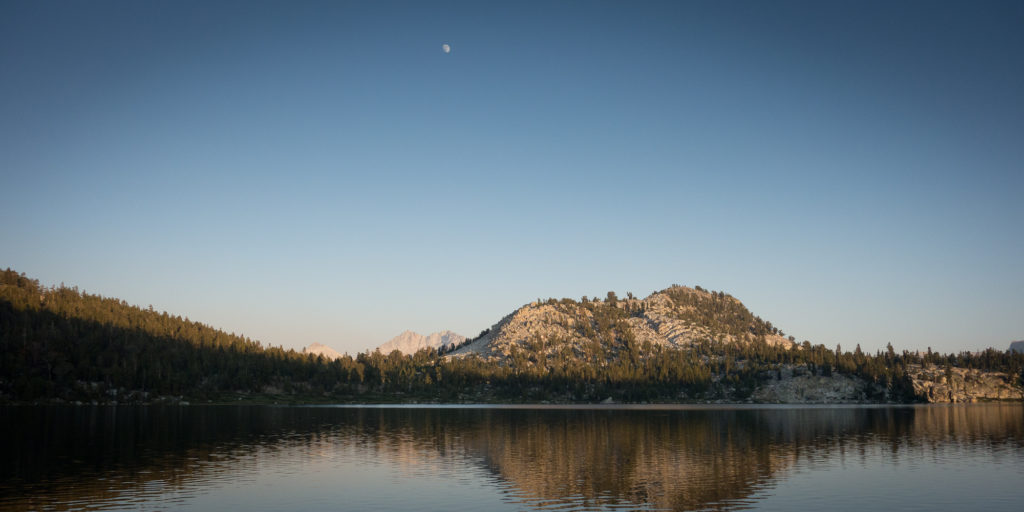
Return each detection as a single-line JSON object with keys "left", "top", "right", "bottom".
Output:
{"left": 2, "top": 0, "right": 1022, "bottom": 355}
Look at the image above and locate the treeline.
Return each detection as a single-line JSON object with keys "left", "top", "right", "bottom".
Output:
{"left": 2, "top": 269, "right": 1022, "bottom": 403}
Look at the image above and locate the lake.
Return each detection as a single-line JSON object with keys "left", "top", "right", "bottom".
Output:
{"left": 1, "top": 404, "right": 1022, "bottom": 511}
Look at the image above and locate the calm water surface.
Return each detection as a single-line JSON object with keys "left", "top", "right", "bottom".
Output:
{"left": 1, "top": 404, "right": 1022, "bottom": 511}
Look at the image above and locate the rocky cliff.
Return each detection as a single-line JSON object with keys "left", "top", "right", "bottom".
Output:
{"left": 744, "top": 362, "right": 1024, "bottom": 404}
{"left": 751, "top": 370, "right": 882, "bottom": 403}
{"left": 910, "top": 365, "right": 1024, "bottom": 403}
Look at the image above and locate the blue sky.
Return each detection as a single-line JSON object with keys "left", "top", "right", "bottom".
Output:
{"left": 2, "top": 0, "right": 1022, "bottom": 355}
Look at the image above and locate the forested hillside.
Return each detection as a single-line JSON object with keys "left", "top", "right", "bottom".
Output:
{"left": 0, "top": 269, "right": 355, "bottom": 401}
{"left": 2, "top": 269, "right": 1021, "bottom": 404}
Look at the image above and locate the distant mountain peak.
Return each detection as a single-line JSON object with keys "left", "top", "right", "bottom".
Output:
{"left": 376, "top": 330, "right": 466, "bottom": 355}
{"left": 302, "top": 342, "right": 343, "bottom": 361}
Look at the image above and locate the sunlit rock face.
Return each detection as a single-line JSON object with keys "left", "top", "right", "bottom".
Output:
{"left": 376, "top": 330, "right": 466, "bottom": 355}
{"left": 450, "top": 286, "right": 793, "bottom": 362}
{"left": 445, "top": 286, "right": 1024, "bottom": 404}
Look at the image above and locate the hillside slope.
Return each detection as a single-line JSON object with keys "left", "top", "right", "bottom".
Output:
{"left": 452, "top": 286, "right": 793, "bottom": 362}
{"left": 449, "top": 286, "right": 1023, "bottom": 403}
{"left": 0, "top": 269, "right": 361, "bottom": 402}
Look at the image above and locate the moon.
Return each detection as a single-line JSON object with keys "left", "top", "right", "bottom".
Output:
{"left": 442, "top": 43, "right": 451, "bottom": 54}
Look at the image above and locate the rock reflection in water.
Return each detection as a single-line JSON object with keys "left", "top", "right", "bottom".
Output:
{"left": 1, "top": 405, "right": 1022, "bottom": 511}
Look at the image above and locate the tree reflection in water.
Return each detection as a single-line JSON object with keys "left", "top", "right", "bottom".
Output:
{"left": 2, "top": 405, "right": 1022, "bottom": 511}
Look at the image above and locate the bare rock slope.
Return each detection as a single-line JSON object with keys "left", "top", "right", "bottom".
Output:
{"left": 451, "top": 286, "right": 792, "bottom": 362}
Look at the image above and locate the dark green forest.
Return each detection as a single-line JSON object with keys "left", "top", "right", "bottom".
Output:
{"left": 2, "top": 269, "right": 1022, "bottom": 404}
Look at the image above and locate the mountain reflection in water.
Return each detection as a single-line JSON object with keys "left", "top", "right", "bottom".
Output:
{"left": 2, "top": 405, "right": 1022, "bottom": 511}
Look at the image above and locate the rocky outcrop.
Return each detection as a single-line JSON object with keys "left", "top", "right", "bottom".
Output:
{"left": 445, "top": 285, "right": 1023, "bottom": 404}
{"left": 451, "top": 286, "right": 793, "bottom": 363}
{"left": 1010, "top": 341, "right": 1024, "bottom": 354}
{"left": 910, "top": 365, "right": 1024, "bottom": 403}
{"left": 752, "top": 370, "right": 881, "bottom": 403}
